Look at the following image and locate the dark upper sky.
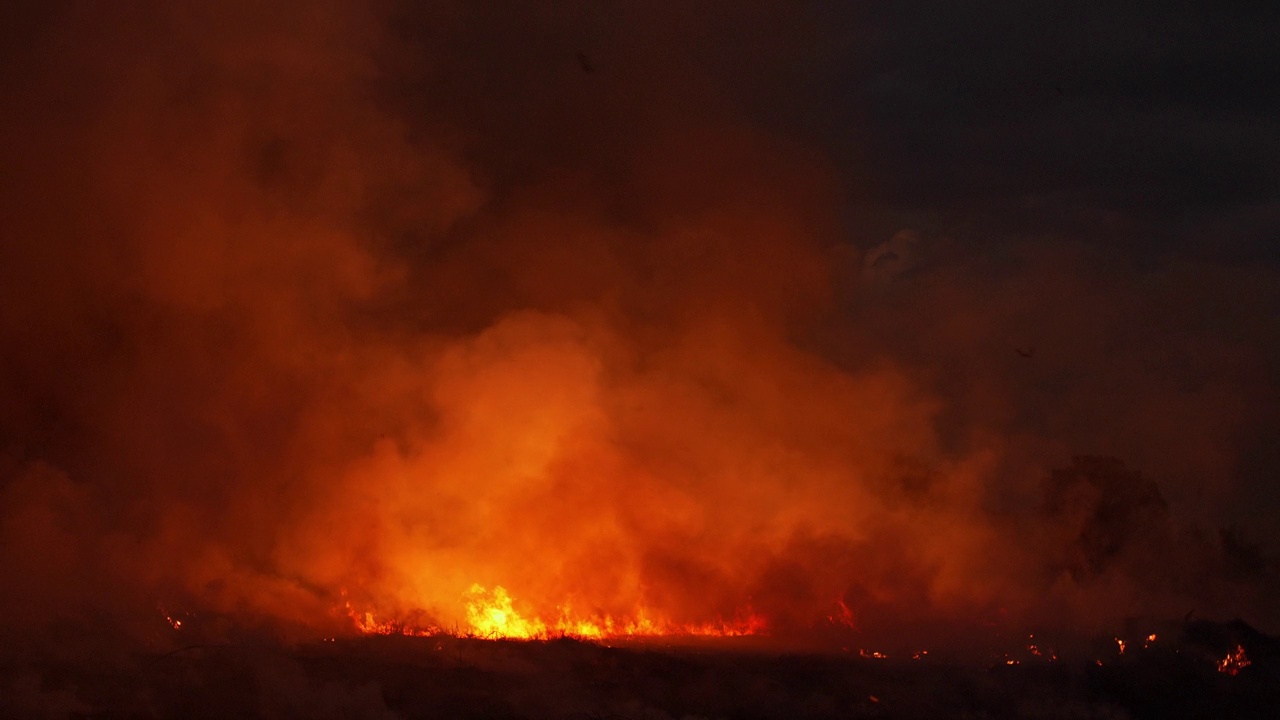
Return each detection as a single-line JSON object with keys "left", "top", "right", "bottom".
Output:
{"left": 791, "top": 2, "right": 1279, "bottom": 264}
{"left": 419, "top": 1, "right": 1280, "bottom": 263}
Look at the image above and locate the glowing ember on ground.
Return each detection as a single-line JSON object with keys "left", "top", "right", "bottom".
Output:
{"left": 1218, "top": 645, "right": 1252, "bottom": 676}
{"left": 158, "top": 607, "right": 188, "bottom": 631}
{"left": 1115, "top": 637, "right": 1127, "bottom": 655}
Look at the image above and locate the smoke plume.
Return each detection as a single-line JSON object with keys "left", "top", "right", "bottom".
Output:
{"left": 1, "top": 1, "right": 1276, "bottom": 657}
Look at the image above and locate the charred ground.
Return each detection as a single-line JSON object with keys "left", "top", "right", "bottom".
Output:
{"left": 2, "top": 619, "right": 1276, "bottom": 719}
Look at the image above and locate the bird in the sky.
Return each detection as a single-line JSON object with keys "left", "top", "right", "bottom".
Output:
{"left": 576, "top": 51, "right": 595, "bottom": 74}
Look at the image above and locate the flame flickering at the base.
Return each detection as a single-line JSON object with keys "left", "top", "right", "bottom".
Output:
{"left": 347, "top": 584, "right": 767, "bottom": 641}
{"left": 1218, "top": 645, "right": 1251, "bottom": 676}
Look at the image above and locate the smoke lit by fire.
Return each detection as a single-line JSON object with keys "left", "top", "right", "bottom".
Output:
{"left": 0, "top": 0, "right": 1277, "bottom": 661}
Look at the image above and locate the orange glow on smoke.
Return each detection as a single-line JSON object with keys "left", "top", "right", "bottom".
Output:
{"left": 828, "top": 598, "right": 857, "bottom": 629}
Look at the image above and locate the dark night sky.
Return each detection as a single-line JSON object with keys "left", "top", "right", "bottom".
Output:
{"left": 0, "top": 1, "right": 1278, "bottom": 644}
{"left": 785, "top": 2, "right": 1279, "bottom": 263}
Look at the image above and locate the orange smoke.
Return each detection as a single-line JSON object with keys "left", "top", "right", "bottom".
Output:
{"left": 0, "top": 0, "right": 1277, "bottom": 659}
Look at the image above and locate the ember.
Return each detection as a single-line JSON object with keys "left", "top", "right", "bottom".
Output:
{"left": 1218, "top": 645, "right": 1252, "bottom": 676}
{"left": 158, "top": 607, "right": 190, "bottom": 632}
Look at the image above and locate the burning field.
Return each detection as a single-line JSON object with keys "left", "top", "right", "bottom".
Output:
{"left": 1, "top": 1, "right": 1279, "bottom": 718}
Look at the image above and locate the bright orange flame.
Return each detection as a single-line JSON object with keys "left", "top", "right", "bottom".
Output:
{"left": 345, "top": 584, "right": 766, "bottom": 641}
{"left": 1115, "top": 637, "right": 1126, "bottom": 655}
{"left": 465, "top": 585, "right": 546, "bottom": 639}
{"left": 1218, "top": 645, "right": 1251, "bottom": 676}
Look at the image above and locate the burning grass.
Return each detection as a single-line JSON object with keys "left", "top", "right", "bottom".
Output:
{"left": 345, "top": 584, "right": 767, "bottom": 643}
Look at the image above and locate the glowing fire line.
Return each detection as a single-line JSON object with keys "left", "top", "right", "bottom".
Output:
{"left": 345, "top": 584, "right": 767, "bottom": 640}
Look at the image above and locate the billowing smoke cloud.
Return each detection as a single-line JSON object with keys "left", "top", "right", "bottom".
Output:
{"left": 1, "top": 0, "right": 1276, "bottom": 659}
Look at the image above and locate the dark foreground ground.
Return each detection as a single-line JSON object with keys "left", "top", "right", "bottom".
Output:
{"left": 2, "top": 620, "right": 1277, "bottom": 719}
